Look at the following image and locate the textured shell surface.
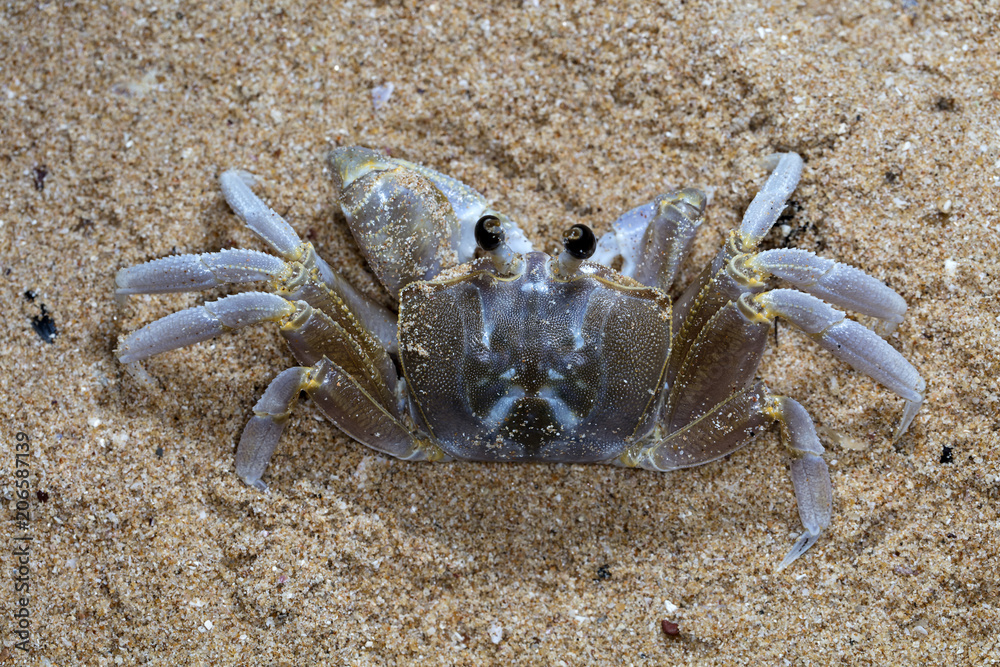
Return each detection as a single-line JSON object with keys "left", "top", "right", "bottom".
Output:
{"left": 398, "top": 252, "right": 672, "bottom": 462}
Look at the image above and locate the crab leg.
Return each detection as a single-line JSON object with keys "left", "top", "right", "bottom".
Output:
{"left": 218, "top": 169, "right": 397, "bottom": 351}
{"left": 617, "top": 382, "right": 833, "bottom": 571}
{"left": 116, "top": 292, "right": 297, "bottom": 364}
{"left": 750, "top": 289, "right": 925, "bottom": 438}
{"left": 671, "top": 153, "right": 803, "bottom": 319}
{"left": 665, "top": 158, "right": 795, "bottom": 369}
{"left": 236, "top": 366, "right": 312, "bottom": 491}
{"left": 279, "top": 301, "right": 398, "bottom": 416}
{"left": 219, "top": 170, "right": 309, "bottom": 262}
{"left": 622, "top": 382, "right": 772, "bottom": 472}
{"left": 592, "top": 189, "right": 707, "bottom": 292}
{"left": 117, "top": 287, "right": 440, "bottom": 490}
{"left": 665, "top": 302, "right": 770, "bottom": 431}
{"left": 740, "top": 248, "right": 907, "bottom": 335}
{"left": 235, "top": 359, "right": 445, "bottom": 491}
{"left": 737, "top": 153, "right": 804, "bottom": 250}
{"left": 116, "top": 284, "right": 396, "bottom": 409}
{"left": 669, "top": 154, "right": 923, "bottom": 437}
{"left": 766, "top": 396, "right": 832, "bottom": 571}
{"left": 115, "top": 248, "right": 288, "bottom": 296}
{"left": 115, "top": 170, "right": 397, "bottom": 351}
{"left": 305, "top": 358, "right": 443, "bottom": 463}
{"left": 621, "top": 383, "right": 831, "bottom": 569}
{"left": 725, "top": 153, "right": 908, "bottom": 333}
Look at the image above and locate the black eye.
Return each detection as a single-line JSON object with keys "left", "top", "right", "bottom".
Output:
{"left": 562, "top": 224, "right": 596, "bottom": 259}
{"left": 475, "top": 215, "right": 504, "bottom": 251}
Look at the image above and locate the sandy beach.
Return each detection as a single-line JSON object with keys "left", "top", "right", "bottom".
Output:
{"left": 1, "top": 1, "right": 998, "bottom": 664}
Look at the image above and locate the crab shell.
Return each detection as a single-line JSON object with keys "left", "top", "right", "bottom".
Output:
{"left": 397, "top": 252, "right": 672, "bottom": 462}
{"left": 332, "top": 147, "right": 674, "bottom": 462}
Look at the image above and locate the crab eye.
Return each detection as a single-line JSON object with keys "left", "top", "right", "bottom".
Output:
{"left": 475, "top": 215, "right": 505, "bottom": 251}
{"left": 562, "top": 224, "right": 596, "bottom": 260}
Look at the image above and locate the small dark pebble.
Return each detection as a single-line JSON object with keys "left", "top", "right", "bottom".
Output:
{"left": 935, "top": 96, "right": 958, "bottom": 112}
{"left": 73, "top": 218, "right": 95, "bottom": 234}
{"left": 31, "top": 304, "right": 58, "bottom": 344}
{"left": 155, "top": 447, "right": 164, "bottom": 458}
{"left": 36, "top": 490, "right": 50, "bottom": 503}
{"left": 32, "top": 165, "right": 48, "bottom": 191}
{"left": 596, "top": 564, "right": 611, "bottom": 581}
{"left": 940, "top": 445, "right": 953, "bottom": 464}
{"left": 661, "top": 619, "right": 680, "bottom": 636}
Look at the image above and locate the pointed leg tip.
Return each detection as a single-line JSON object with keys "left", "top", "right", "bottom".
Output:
{"left": 893, "top": 397, "right": 924, "bottom": 442}
{"left": 121, "top": 361, "right": 158, "bottom": 389}
{"left": 762, "top": 153, "right": 783, "bottom": 171}
{"left": 239, "top": 474, "right": 269, "bottom": 493}
{"left": 776, "top": 529, "right": 821, "bottom": 572}
{"left": 873, "top": 317, "right": 902, "bottom": 338}
{"left": 116, "top": 340, "right": 148, "bottom": 366}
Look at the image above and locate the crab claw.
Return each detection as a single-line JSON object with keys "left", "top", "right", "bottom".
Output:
{"left": 329, "top": 147, "right": 533, "bottom": 298}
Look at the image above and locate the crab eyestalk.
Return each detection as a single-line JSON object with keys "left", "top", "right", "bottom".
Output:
{"left": 554, "top": 224, "right": 597, "bottom": 278}
{"left": 475, "top": 214, "right": 521, "bottom": 275}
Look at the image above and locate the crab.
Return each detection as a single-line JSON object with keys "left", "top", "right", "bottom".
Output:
{"left": 115, "top": 147, "right": 924, "bottom": 568}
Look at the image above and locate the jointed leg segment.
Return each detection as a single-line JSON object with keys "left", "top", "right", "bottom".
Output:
{"left": 116, "top": 292, "right": 297, "bottom": 364}
{"left": 116, "top": 169, "right": 438, "bottom": 491}
{"left": 765, "top": 396, "right": 832, "bottom": 571}
{"left": 114, "top": 248, "right": 289, "bottom": 298}
{"left": 236, "top": 359, "right": 444, "bottom": 491}
{"left": 237, "top": 365, "right": 313, "bottom": 491}
{"left": 621, "top": 382, "right": 831, "bottom": 569}
{"left": 748, "top": 289, "right": 924, "bottom": 438}
{"left": 620, "top": 153, "right": 923, "bottom": 568}
{"left": 742, "top": 248, "right": 906, "bottom": 334}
